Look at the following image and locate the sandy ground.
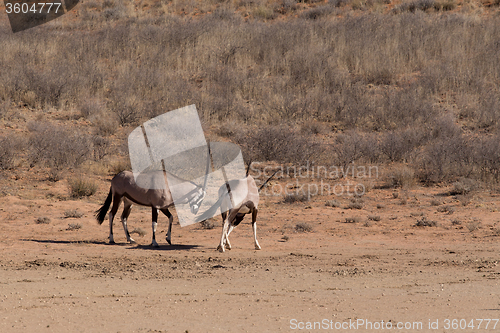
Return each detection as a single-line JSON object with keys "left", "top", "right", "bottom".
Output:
{"left": 0, "top": 175, "right": 499, "bottom": 333}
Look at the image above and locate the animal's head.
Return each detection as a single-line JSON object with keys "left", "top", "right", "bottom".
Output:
{"left": 189, "top": 188, "right": 206, "bottom": 214}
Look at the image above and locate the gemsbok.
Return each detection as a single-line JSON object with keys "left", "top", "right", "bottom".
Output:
{"left": 95, "top": 170, "right": 206, "bottom": 247}
{"left": 217, "top": 165, "right": 277, "bottom": 252}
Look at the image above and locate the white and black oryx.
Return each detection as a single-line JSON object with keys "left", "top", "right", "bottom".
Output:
{"left": 216, "top": 164, "right": 277, "bottom": 252}
{"left": 95, "top": 170, "right": 206, "bottom": 247}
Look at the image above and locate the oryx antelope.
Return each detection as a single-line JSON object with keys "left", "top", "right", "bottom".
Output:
{"left": 217, "top": 165, "right": 277, "bottom": 252}
{"left": 95, "top": 170, "right": 205, "bottom": 247}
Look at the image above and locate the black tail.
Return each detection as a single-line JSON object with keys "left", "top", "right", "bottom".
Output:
{"left": 95, "top": 188, "right": 112, "bottom": 224}
{"left": 259, "top": 170, "right": 278, "bottom": 192}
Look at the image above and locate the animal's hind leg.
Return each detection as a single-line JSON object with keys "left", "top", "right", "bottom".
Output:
{"left": 225, "top": 225, "right": 234, "bottom": 250}
{"left": 218, "top": 210, "right": 238, "bottom": 252}
{"left": 151, "top": 208, "right": 159, "bottom": 247}
{"left": 218, "top": 218, "right": 230, "bottom": 253}
{"left": 252, "top": 208, "right": 261, "bottom": 250}
{"left": 121, "top": 198, "right": 135, "bottom": 243}
{"left": 160, "top": 208, "right": 173, "bottom": 245}
{"left": 108, "top": 193, "right": 122, "bottom": 244}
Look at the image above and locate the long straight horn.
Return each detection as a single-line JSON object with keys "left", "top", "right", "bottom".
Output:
{"left": 258, "top": 170, "right": 278, "bottom": 192}
{"left": 245, "top": 159, "right": 252, "bottom": 177}
{"left": 202, "top": 142, "right": 211, "bottom": 192}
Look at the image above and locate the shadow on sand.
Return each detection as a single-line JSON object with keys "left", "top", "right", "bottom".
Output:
{"left": 23, "top": 238, "right": 201, "bottom": 251}
{"left": 130, "top": 243, "right": 200, "bottom": 251}
{"left": 23, "top": 239, "right": 109, "bottom": 245}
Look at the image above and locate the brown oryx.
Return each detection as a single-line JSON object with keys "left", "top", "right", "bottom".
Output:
{"left": 95, "top": 170, "right": 206, "bottom": 247}
{"left": 217, "top": 164, "right": 277, "bottom": 252}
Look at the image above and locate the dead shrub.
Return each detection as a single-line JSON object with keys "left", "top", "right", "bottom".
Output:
{"left": 35, "top": 217, "right": 51, "bottom": 224}
{"left": 79, "top": 98, "right": 104, "bottom": 119}
{"left": 449, "top": 178, "right": 478, "bottom": 195}
{"left": 346, "top": 200, "right": 363, "bottom": 209}
{"left": 0, "top": 136, "right": 18, "bottom": 170}
{"left": 325, "top": 199, "right": 341, "bottom": 207}
{"left": 109, "top": 159, "right": 131, "bottom": 175}
{"left": 415, "top": 217, "right": 437, "bottom": 227}
{"left": 27, "top": 122, "right": 93, "bottom": 171}
{"left": 63, "top": 210, "right": 84, "bottom": 218}
{"left": 430, "top": 199, "right": 441, "bottom": 206}
{"left": 387, "top": 165, "right": 415, "bottom": 188}
{"left": 437, "top": 205, "right": 454, "bottom": 214}
{"left": 295, "top": 222, "right": 313, "bottom": 232}
{"left": 130, "top": 227, "right": 146, "bottom": 237}
{"left": 368, "top": 215, "right": 381, "bottom": 221}
{"left": 92, "top": 136, "right": 111, "bottom": 161}
{"left": 200, "top": 220, "right": 216, "bottom": 230}
{"left": 68, "top": 177, "right": 98, "bottom": 198}
{"left": 416, "top": 137, "right": 474, "bottom": 183}
{"left": 236, "top": 125, "right": 321, "bottom": 164}
{"left": 284, "top": 193, "right": 310, "bottom": 203}
{"left": 67, "top": 223, "right": 82, "bottom": 231}
{"left": 345, "top": 217, "right": 361, "bottom": 223}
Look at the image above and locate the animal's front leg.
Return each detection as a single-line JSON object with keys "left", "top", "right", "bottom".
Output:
{"left": 252, "top": 209, "right": 261, "bottom": 250}
{"left": 218, "top": 219, "right": 230, "bottom": 252}
{"left": 160, "top": 208, "right": 173, "bottom": 245}
{"left": 166, "top": 214, "right": 173, "bottom": 245}
{"left": 121, "top": 218, "right": 136, "bottom": 244}
{"left": 151, "top": 208, "right": 159, "bottom": 247}
{"left": 225, "top": 225, "right": 234, "bottom": 250}
{"left": 121, "top": 202, "right": 135, "bottom": 243}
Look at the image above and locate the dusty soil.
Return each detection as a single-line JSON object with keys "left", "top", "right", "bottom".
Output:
{"left": 1, "top": 174, "right": 499, "bottom": 333}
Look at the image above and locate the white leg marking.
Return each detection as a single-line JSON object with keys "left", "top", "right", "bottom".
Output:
{"left": 253, "top": 222, "right": 261, "bottom": 250}
{"left": 225, "top": 225, "right": 234, "bottom": 250}
{"left": 122, "top": 218, "right": 135, "bottom": 243}
{"left": 151, "top": 221, "right": 159, "bottom": 247}
{"left": 218, "top": 219, "right": 230, "bottom": 252}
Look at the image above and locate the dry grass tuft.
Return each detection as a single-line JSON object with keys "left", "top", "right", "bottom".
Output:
{"left": 295, "top": 223, "right": 313, "bottom": 232}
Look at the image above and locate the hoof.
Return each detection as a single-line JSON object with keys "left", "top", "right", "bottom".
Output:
{"left": 217, "top": 245, "right": 225, "bottom": 253}
{"left": 255, "top": 245, "right": 262, "bottom": 250}
{"left": 166, "top": 238, "right": 171, "bottom": 245}
{"left": 128, "top": 238, "right": 136, "bottom": 244}
{"left": 150, "top": 241, "right": 159, "bottom": 248}
{"left": 109, "top": 240, "right": 115, "bottom": 244}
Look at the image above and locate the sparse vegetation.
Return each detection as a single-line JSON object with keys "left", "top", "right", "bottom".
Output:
{"left": 466, "top": 221, "right": 481, "bottom": 232}
{"left": 437, "top": 205, "right": 455, "bottom": 214}
{"left": 325, "top": 199, "right": 341, "bottom": 208}
{"left": 345, "top": 217, "right": 361, "bottom": 223}
{"left": 35, "top": 217, "right": 51, "bottom": 224}
{"left": 130, "top": 227, "right": 147, "bottom": 237}
{"left": 346, "top": 198, "right": 364, "bottom": 210}
{"left": 284, "top": 193, "right": 310, "bottom": 204}
{"left": 68, "top": 177, "right": 98, "bottom": 198}
{"left": 0, "top": 0, "right": 499, "bottom": 186}
{"left": 430, "top": 199, "right": 441, "bottom": 206}
{"left": 415, "top": 217, "right": 438, "bottom": 227}
{"left": 64, "top": 210, "right": 84, "bottom": 218}
{"left": 368, "top": 215, "right": 381, "bottom": 221}
{"left": 67, "top": 223, "right": 82, "bottom": 231}
{"left": 200, "top": 220, "right": 216, "bottom": 230}
{"left": 295, "top": 223, "right": 313, "bottom": 232}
